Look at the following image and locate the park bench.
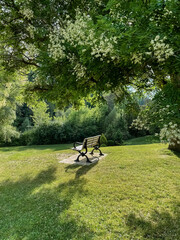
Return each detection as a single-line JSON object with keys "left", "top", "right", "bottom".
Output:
{"left": 72, "top": 135, "right": 104, "bottom": 163}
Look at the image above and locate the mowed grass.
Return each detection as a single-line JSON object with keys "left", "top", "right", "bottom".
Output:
{"left": 0, "top": 139, "right": 180, "bottom": 240}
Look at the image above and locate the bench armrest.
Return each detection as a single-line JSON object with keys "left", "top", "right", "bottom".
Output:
{"left": 73, "top": 142, "right": 83, "bottom": 148}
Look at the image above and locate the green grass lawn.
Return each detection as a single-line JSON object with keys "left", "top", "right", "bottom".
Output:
{"left": 125, "top": 135, "right": 160, "bottom": 145}
{"left": 0, "top": 138, "right": 180, "bottom": 240}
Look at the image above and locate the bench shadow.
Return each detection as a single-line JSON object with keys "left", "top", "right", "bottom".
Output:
{"left": 126, "top": 204, "right": 180, "bottom": 239}
{"left": 65, "top": 158, "right": 99, "bottom": 179}
{"left": 75, "top": 161, "right": 99, "bottom": 179}
{"left": 0, "top": 166, "right": 95, "bottom": 240}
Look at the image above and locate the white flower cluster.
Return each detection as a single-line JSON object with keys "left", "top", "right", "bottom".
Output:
{"left": 157, "top": 104, "right": 176, "bottom": 121}
{"left": 150, "top": 7, "right": 173, "bottom": 22}
{"left": 48, "top": 12, "right": 118, "bottom": 63}
{"left": 94, "top": 0, "right": 104, "bottom": 7}
{"left": 91, "top": 34, "right": 118, "bottom": 61}
{"left": 49, "top": 14, "right": 91, "bottom": 60}
{"left": 131, "top": 52, "right": 143, "bottom": 64}
{"left": 73, "top": 63, "right": 87, "bottom": 80}
{"left": 159, "top": 122, "right": 180, "bottom": 146}
{"left": 20, "top": 8, "right": 34, "bottom": 20}
{"left": 61, "top": 14, "right": 92, "bottom": 47}
{"left": 69, "top": 55, "right": 87, "bottom": 80}
{"left": 163, "top": 7, "right": 173, "bottom": 17}
{"left": 131, "top": 114, "right": 149, "bottom": 131}
{"left": 150, "top": 35, "right": 174, "bottom": 62}
{"left": 27, "top": 25, "right": 36, "bottom": 39}
{"left": 109, "top": 9, "right": 127, "bottom": 22}
{"left": 48, "top": 36, "right": 66, "bottom": 61}
{"left": 26, "top": 44, "right": 39, "bottom": 58}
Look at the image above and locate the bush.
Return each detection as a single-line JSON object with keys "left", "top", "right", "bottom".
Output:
{"left": 115, "top": 141, "right": 123, "bottom": 146}
{"left": 100, "top": 143, "right": 107, "bottom": 147}
{"left": 107, "top": 140, "right": 115, "bottom": 146}
{"left": 0, "top": 125, "right": 20, "bottom": 146}
{"left": 5, "top": 99, "right": 140, "bottom": 146}
{"left": 16, "top": 121, "right": 101, "bottom": 146}
{"left": 20, "top": 129, "right": 35, "bottom": 145}
{"left": 32, "top": 123, "right": 65, "bottom": 145}
{"left": 113, "top": 130, "right": 123, "bottom": 144}
{"left": 100, "top": 133, "right": 108, "bottom": 146}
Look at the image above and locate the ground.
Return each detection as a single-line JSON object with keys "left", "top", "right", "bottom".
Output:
{"left": 0, "top": 137, "right": 179, "bottom": 240}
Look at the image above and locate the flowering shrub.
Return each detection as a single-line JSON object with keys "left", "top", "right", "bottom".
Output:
{"left": 160, "top": 123, "right": 180, "bottom": 147}
{"left": 131, "top": 84, "right": 180, "bottom": 150}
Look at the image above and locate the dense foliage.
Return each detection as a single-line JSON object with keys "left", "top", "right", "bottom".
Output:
{"left": 0, "top": 69, "right": 20, "bottom": 142}
{"left": 0, "top": 0, "right": 179, "bottom": 107}
{"left": 2, "top": 97, "right": 141, "bottom": 146}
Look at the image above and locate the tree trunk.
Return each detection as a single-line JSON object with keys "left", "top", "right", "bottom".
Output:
{"left": 168, "top": 140, "right": 180, "bottom": 152}
{"left": 168, "top": 74, "right": 180, "bottom": 152}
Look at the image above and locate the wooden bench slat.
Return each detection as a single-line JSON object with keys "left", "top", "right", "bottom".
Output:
{"left": 82, "top": 135, "right": 101, "bottom": 149}
{"left": 87, "top": 140, "right": 97, "bottom": 142}
{"left": 73, "top": 135, "right": 101, "bottom": 150}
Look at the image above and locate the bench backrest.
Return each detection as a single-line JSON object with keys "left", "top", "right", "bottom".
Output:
{"left": 82, "top": 135, "right": 101, "bottom": 149}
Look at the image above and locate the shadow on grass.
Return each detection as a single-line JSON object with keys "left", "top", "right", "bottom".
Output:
{"left": 0, "top": 166, "right": 95, "bottom": 240}
{"left": 172, "top": 151, "right": 180, "bottom": 158}
{"left": 0, "top": 144, "right": 72, "bottom": 152}
{"left": 126, "top": 205, "right": 180, "bottom": 239}
{"left": 65, "top": 161, "right": 99, "bottom": 179}
{"left": 161, "top": 148, "right": 180, "bottom": 158}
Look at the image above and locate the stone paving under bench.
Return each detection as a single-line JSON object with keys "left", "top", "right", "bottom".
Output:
{"left": 59, "top": 153, "right": 107, "bottom": 166}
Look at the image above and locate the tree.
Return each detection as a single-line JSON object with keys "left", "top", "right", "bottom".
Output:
{"left": 31, "top": 0, "right": 180, "bottom": 106}
{"left": 29, "top": 101, "right": 51, "bottom": 126}
{"left": 0, "top": 69, "right": 20, "bottom": 143}
{"left": 0, "top": 0, "right": 179, "bottom": 106}
{"left": 14, "top": 103, "right": 33, "bottom": 132}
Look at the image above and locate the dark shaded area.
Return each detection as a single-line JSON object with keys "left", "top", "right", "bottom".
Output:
{"left": 0, "top": 166, "right": 95, "bottom": 240}
{"left": 0, "top": 143, "right": 72, "bottom": 152}
{"left": 65, "top": 159, "right": 99, "bottom": 179}
{"left": 13, "top": 103, "right": 33, "bottom": 132}
{"left": 126, "top": 205, "right": 180, "bottom": 239}
{"left": 168, "top": 142, "right": 180, "bottom": 153}
{"left": 171, "top": 150, "right": 180, "bottom": 158}
{"left": 161, "top": 148, "right": 180, "bottom": 158}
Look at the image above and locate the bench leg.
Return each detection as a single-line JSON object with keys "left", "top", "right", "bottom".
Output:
{"left": 74, "top": 154, "right": 81, "bottom": 162}
{"left": 99, "top": 148, "right": 104, "bottom": 156}
{"left": 85, "top": 155, "right": 92, "bottom": 163}
{"left": 90, "top": 149, "right": 94, "bottom": 155}
{"left": 90, "top": 147, "right": 104, "bottom": 156}
{"left": 74, "top": 152, "right": 92, "bottom": 163}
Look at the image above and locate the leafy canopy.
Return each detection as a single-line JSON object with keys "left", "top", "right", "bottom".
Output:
{"left": 0, "top": 0, "right": 179, "bottom": 107}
